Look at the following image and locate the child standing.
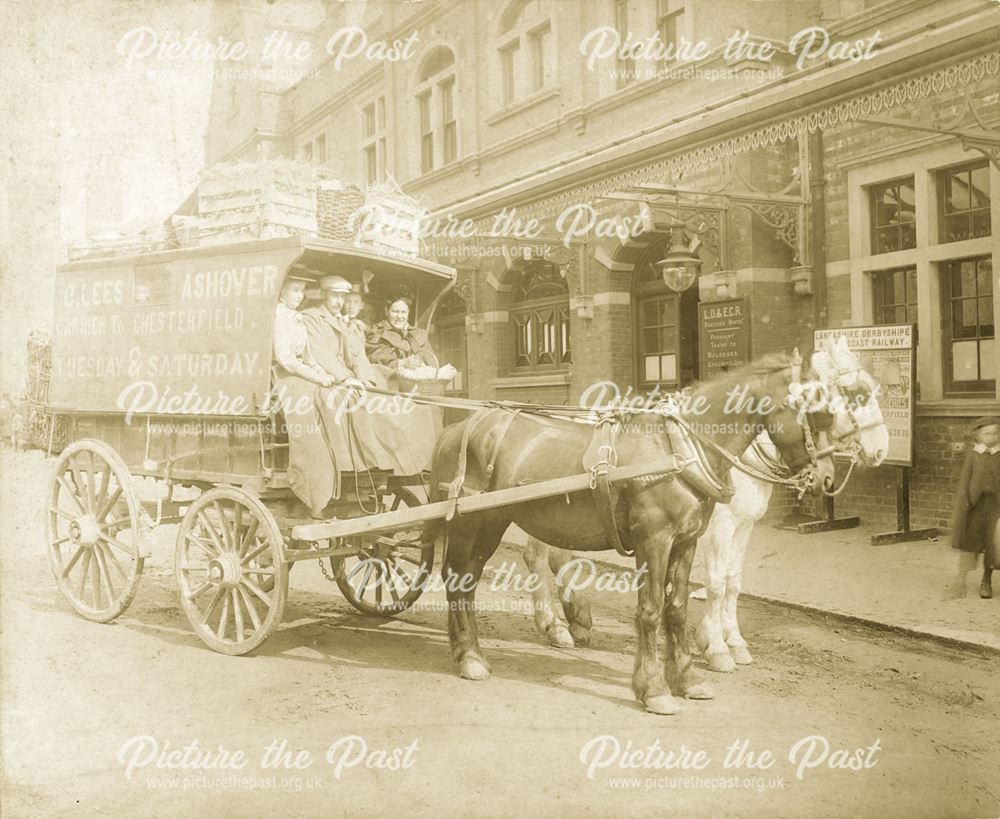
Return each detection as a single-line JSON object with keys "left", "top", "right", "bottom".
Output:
{"left": 950, "top": 416, "right": 1000, "bottom": 598}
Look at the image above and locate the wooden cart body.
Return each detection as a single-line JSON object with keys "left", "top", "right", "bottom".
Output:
{"left": 47, "top": 235, "right": 456, "bottom": 491}
{"left": 43, "top": 235, "right": 468, "bottom": 653}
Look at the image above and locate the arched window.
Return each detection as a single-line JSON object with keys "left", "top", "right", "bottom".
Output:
{"left": 415, "top": 47, "right": 457, "bottom": 174}
{"left": 510, "top": 258, "right": 570, "bottom": 371}
{"left": 432, "top": 288, "right": 468, "bottom": 395}
{"left": 497, "top": 0, "right": 554, "bottom": 106}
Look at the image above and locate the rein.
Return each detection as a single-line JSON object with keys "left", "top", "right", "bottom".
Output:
{"left": 663, "top": 411, "right": 818, "bottom": 498}
{"left": 340, "top": 370, "right": 830, "bottom": 497}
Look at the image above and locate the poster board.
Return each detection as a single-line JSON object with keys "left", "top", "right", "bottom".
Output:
{"left": 698, "top": 299, "right": 751, "bottom": 380}
{"left": 813, "top": 324, "right": 915, "bottom": 467}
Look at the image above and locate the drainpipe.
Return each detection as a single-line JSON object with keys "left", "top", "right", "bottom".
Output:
{"left": 809, "top": 129, "right": 827, "bottom": 329}
{"left": 808, "top": 128, "right": 840, "bottom": 524}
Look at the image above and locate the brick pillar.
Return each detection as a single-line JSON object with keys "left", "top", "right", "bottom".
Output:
{"left": 569, "top": 296, "right": 632, "bottom": 404}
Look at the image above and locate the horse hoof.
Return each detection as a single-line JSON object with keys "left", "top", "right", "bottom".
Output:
{"left": 549, "top": 624, "right": 575, "bottom": 649}
{"left": 645, "top": 694, "right": 681, "bottom": 715}
{"left": 569, "top": 624, "right": 591, "bottom": 647}
{"left": 458, "top": 657, "right": 491, "bottom": 681}
{"left": 706, "top": 652, "right": 737, "bottom": 673}
{"left": 684, "top": 682, "right": 715, "bottom": 700}
{"left": 693, "top": 624, "right": 711, "bottom": 656}
{"left": 730, "top": 645, "right": 753, "bottom": 665}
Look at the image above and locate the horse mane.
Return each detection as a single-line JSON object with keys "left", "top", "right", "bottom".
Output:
{"left": 684, "top": 352, "right": 794, "bottom": 395}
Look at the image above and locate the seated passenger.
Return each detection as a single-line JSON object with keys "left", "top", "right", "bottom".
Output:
{"left": 366, "top": 297, "right": 439, "bottom": 373}
{"left": 304, "top": 276, "right": 438, "bottom": 479}
{"left": 341, "top": 283, "right": 387, "bottom": 390}
{"left": 271, "top": 275, "right": 339, "bottom": 517}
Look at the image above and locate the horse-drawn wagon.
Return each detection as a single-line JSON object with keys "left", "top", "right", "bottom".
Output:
{"left": 44, "top": 230, "right": 858, "bottom": 715}
{"left": 42, "top": 234, "right": 701, "bottom": 656}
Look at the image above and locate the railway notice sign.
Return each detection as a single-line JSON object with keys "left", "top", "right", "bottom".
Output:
{"left": 814, "top": 324, "right": 915, "bottom": 467}
{"left": 699, "top": 299, "right": 751, "bottom": 380}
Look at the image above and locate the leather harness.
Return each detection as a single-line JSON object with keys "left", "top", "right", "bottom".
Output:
{"left": 443, "top": 407, "right": 522, "bottom": 523}
{"left": 585, "top": 419, "right": 631, "bottom": 557}
{"left": 439, "top": 407, "right": 757, "bottom": 561}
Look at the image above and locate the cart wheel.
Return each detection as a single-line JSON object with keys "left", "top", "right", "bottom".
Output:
{"left": 331, "top": 486, "right": 434, "bottom": 617}
{"left": 175, "top": 486, "right": 287, "bottom": 655}
{"left": 47, "top": 438, "right": 145, "bottom": 622}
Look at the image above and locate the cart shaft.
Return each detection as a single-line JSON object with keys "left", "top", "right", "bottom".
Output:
{"left": 290, "top": 454, "right": 691, "bottom": 542}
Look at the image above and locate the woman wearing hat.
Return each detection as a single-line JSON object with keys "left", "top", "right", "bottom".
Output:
{"left": 271, "top": 274, "right": 339, "bottom": 517}
{"left": 950, "top": 416, "right": 1000, "bottom": 598}
{"left": 366, "top": 296, "right": 439, "bottom": 373}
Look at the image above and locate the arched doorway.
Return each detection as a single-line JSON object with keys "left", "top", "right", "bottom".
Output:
{"left": 430, "top": 287, "right": 468, "bottom": 396}
{"left": 631, "top": 234, "right": 701, "bottom": 392}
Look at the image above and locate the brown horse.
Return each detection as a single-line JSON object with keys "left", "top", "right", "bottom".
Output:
{"left": 424, "top": 353, "right": 836, "bottom": 715}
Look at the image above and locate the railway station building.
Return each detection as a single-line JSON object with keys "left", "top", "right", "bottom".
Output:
{"left": 203, "top": 0, "right": 1000, "bottom": 530}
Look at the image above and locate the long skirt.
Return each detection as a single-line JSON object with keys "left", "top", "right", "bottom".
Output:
{"left": 275, "top": 376, "right": 441, "bottom": 511}
{"left": 274, "top": 373, "right": 339, "bottom": 512}
{"left": 348, "top": 396, "right": 441, "bottom": 477}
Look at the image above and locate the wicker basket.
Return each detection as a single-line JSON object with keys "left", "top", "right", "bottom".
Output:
{"left": 317, "top": 183, "right": 366, "bottom": 242}
{"left": 414, "top": 378, "right": 450, "bottom": 396}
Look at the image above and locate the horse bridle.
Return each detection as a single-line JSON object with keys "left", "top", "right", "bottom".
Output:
{"left": 788, "top": 357, "right": 893, "bottom": 495}
{"left": 806, "top": 361, "right": 886, "bottom": 451}
{"left": 657, "top": 361, "right": 837, "bottom": 498}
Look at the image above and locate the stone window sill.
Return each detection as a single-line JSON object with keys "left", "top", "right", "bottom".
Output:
{"left": 485, "top": 87, "right": 561, "bottom": 127}
{"left": 915, "top": 399, "right": 1000, "bottom": 417}
{"left": 488, "top": 371, "right": 571, "bottom": 389}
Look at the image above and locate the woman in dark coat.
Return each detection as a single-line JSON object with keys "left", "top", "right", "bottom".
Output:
{"left": 366, "top": 297, "right": 439, "bottom": 371}
{"left": 950, "top": 416, "right": 1000, "bottom": 598}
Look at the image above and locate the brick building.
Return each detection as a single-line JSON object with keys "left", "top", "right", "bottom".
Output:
{"left": 204, "top": 0, "right": 1000, "bottom": 529}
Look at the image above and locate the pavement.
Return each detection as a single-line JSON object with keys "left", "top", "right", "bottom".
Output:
{"left": 502, "top": 517, "right": 1000, "bottom": 653}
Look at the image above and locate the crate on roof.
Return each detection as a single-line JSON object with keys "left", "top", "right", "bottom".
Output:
{"left": 197, "top": 159, "right": 319, "bottom": 246}
{"left": 63, "top": 162, "right": 432, "bottom": 264}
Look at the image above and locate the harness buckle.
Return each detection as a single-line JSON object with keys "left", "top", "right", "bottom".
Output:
{"left": 445, "top": 475, "right": 465, "bottom": 522}
{"left": 596, "top": 443, "right": 618, "bottom": 467}
{"left": 589, "top": 444, "right": 617, "bottom": 490}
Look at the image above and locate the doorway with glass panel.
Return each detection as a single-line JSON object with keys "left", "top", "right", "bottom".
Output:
{"left": 634, "top": 288, "right": 699, "bottom": 393}
{"left": 632, "top": 228, "right": 701, "bottom": 393}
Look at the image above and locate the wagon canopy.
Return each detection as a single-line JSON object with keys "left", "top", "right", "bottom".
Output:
{"left": 49, "top": 236, "right": 456, "bottom": 416}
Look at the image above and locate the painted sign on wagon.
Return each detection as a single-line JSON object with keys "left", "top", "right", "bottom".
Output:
{"left": 49, "top": 243, "right": 305, "bottom": 417}
{"left": 699, "top": 299, "right": 751, "bottom": 380}
{"left": 813, "top": 324, "right": 914, "bottom": 467}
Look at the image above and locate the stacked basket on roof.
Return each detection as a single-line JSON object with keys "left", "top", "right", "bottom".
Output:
{"left": 196, "top": 160, "right": 319, "bottom": 246}
{"left": 193, "top": 161, "right": 425, "bottom": 255}
{"left": 66, "top": 160, "right": 427, "bottom": 257}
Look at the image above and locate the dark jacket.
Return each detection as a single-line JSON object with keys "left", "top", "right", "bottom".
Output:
{"left": 951, "top": 443, "right": 1000, "bottom": 555}
{"left": 366, "top": 321, "right": 438, "bottom": 368}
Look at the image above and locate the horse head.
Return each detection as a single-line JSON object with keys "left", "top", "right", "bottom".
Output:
{"left": 811, "top": 336, "right": 889, "bottom": 467}
{"left": 702, "top": 350, "right": 837, "bottom": 494}
{"left": 760, "top": 348, "right": 838, "bottom": 494}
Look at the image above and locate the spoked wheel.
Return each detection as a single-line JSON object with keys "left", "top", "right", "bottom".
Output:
{"left": 175, "top": 486, "right": 287, "bottom": 655}
{"left": 331, "top": 486, "right": 434, "bottom": 617}
{"left": 47, "top": 439, "right": 145, "bottom": 622}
